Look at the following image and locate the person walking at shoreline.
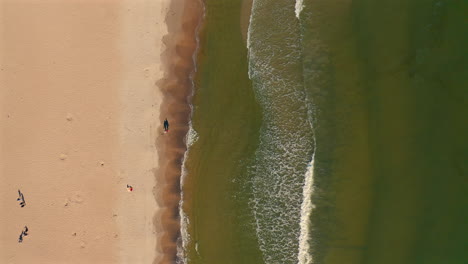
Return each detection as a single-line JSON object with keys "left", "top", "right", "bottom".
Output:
{"left": 163, "top": 118, "right": 169, "bottom": 133}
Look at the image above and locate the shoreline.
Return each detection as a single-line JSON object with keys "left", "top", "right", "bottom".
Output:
{"left": 155, "top": 0, "right": 204, "bottom": 263}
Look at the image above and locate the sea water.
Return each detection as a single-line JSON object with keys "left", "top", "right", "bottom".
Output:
{"left": 181, "top": 0, "right": 468, "bottom": 263}
{"left": 247, "top": 0, "right": 314, "bottom": 263}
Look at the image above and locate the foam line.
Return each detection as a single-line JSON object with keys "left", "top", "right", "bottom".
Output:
{"left": 298, "top": 151, "right": 315, "bottom": 264}
{"left": 295, "top": 0, "right": 305, "bottom": 19}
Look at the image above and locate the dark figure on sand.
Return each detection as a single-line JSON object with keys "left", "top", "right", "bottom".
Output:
{"left": 163, "top": 118, "right": 169, "bottom": 132}
{"left": 17, "top": 189, "right": 26, "bottom": 207}
{"left": 18, "top": 226, "right": 29, "bottom": 243}
{"left": 126, "top": 184, "right": 133, "bottom": 192}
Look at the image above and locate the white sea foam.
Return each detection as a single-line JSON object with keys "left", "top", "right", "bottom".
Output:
{"left": 247, "top": 0, "right": 316, "bottom": 262}
{"left": 298, "top": 153, "right": 315, "bottom": 264}
{"left": 295, "top": 0, "right": 305, "bottom": 19}
{"left": 186, "top": 125, "right": 199, "bottom": 149}
{"left": 177, "top": 1, "right": 205, "bottom": 261}
{"left": 177, "top": 124, "right": 198, "bottom": 264}
{"left": 246, "top": 0, "right": 258, "bottom": 62}
{"left": 248, "top": 9, "right": 314, "bottom": 263}
{"left": 177, "top": 204, "right": 190, "bottom": 264}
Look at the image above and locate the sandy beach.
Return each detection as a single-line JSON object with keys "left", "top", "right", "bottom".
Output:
{"left": 0, "top": 0, "right": 173, "bottom": 263}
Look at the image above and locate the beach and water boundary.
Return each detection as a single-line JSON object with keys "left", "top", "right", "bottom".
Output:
{"left": 156, "top": 0, "right": 203, "bottom": 263}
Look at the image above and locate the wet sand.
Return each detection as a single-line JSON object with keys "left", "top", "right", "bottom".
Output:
{"left": 156, "top": 0, "right": 204, "bottom": 263}
{"left": 0, "top": 0, "right": 171, "bottom": 263}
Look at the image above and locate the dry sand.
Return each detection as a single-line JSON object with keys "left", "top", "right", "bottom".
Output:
{"left": 0, "top": 0, "right": 172, "bottom": 263}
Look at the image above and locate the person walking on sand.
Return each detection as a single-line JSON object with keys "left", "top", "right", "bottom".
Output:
{"left": 163, "top": 118, "right": 169, "bottom": 133}
{"left": 23, "top": 226, "right": 29, "bottom": 236}
{"left": 126, "top": 184, "right": 133, "bottom": 192}
{"left": 18, "top": 232, "right": 23, "bottom": 243}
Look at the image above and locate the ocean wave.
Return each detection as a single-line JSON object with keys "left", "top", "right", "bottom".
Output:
{"left": 298, "top": 153, "right": 315, "bottom": 264}
{"left": 176, "top": 204, "right": 190, "bottom": 264}
{"left": 185, "top": 125, "right": 199, "bottom": 149}
{"left": 176, "top": 135, "right": 192, "bottom": 262}
{"left": 295, "top": 0, "right": 305, "bottom": 19}
{"left": 177, "top": 0, "right": 205, "bottom": 262}
{"left": 177, "top": 124, "right": 198, "bottom": 264}
{"left": 247, "top": 0, "right": 315, "bottom": 263}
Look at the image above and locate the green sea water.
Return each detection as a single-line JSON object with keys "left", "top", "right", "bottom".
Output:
{"left": 300, "top": 0, "right": 468, "bottom": 263}
{"left": 181, "top": 0, "right": 468, "bottom": 263}
{"left": 182, "top": 1, "right": 264, "bottom": 263}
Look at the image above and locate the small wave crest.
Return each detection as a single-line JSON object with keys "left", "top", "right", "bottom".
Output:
{"left": 295, "top": 0, "right": 305, "bottom": 19}
{"left": 247, "top": 0, "right": 315, "bottom": 263}
{"left": 298, "top": 153, "right": 315, "bottom": 264}
{"left": 176, "top": 206, "right": 190, "bottom": 264}
{"left": 185, "top": 125, "right": 199, "bottom": 149}
{"left": 177, "top": 124, "right": 198, "bottom": 264}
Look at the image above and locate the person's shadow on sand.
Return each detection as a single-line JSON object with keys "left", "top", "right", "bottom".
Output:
{"left": 18, "top": 226, "right": 29, "bottom": 243}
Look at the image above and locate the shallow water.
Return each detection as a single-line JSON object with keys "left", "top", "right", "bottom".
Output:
{"left": 180, "top": 1, "right": 263, "bottom": 263}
